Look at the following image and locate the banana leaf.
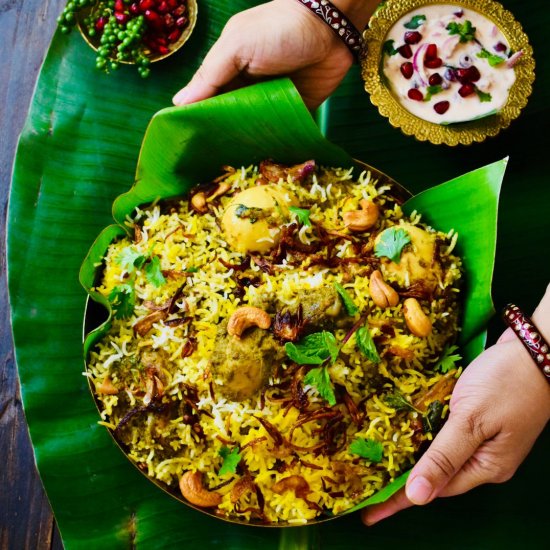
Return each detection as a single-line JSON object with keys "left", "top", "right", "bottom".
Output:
{"left": 8, "top": 0, "right": 550, "bottom": 548}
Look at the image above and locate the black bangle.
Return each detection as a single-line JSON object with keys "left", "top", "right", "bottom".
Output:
{"left": 503, "top": 304, "right": 550, "bottom": 384}
{"left": 296, "top": 0, "right": 364, "bottom": 56}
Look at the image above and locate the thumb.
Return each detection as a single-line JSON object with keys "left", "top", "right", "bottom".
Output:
{"left": 406, "top": 412, "right": 482, "bottom": 505}
{"left": 173, "top": 38, "right": 243, "bottom": 105}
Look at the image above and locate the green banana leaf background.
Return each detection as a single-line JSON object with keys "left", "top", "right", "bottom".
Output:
{"left": 8, "top": 0, "right": 549, "bottom": 548}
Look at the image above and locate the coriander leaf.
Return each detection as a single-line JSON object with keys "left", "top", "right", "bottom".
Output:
{"left": 349, "top": 438, "right": 383, "bottom": 463}
{"left": 477, "top": 48, "right": 505, "bottom": 67}
{"left": 289, "top": 206, "right": 312, "bottom": 227}
{"left": 333, "top": 282, "right": 359, "bottom": 316}
{"left": 424, "top": 85, "right": 443, "bottom": 102}
{"left": 446, "top": 20, "right": 476, "bottom": 43}
{"left": 285, "top": 331, "right": 339, "bottom": 365}
{"left": 383, "top": 39, "right": 398, "bottom": 56}
{"left": 108, "top": 284, "right": 135, "bottom": 319}
{"left": 374, "top": 227, "right": 411, "bottom": 263}
{"left": 384, "top": 391, "right": 419, "bottom": 413}
{"left": 475, "top": 88, "right": 492, "bottom": 102}
{"left": 404, "top": 14, "right": 426, "bottom": 30}
{"left": 185, "top": 266, "right": 199, "bottom": 273}
{"left": 303, "top": 366, "right": 336, "bottom": 406}
{"left": 435, "top": 345, "right": 462, "bottom": 373}
{"left": 116, "top": 246, "right": 147, "bottom": 272}
{"left": 145, "top": 256, "right": 166, "bottom": 287}
{"left": 218, "top": 446, "right": 242, "bottom": 475}
{"left": 356, "top": 326, "right": 380, "bottom": 364}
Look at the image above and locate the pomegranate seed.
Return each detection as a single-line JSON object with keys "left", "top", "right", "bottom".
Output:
{"left": 429, "top": 73, "right": 443, "bottom": 86}
{"left": 458, "top": 84, "right": 475, "bottom": 97}
{"left": 466, "top": 66, "right": 481, "bottom": 82}
{"left": 145, "top": 9, "right": 161, "bottom": 23}
{"left": 172, "top": 5, "right": 186, "bottom": 17}
{"left": 158, "top": 45, "right": 169, "bottom": 55}
{"left": 168, "top": 28, "right": 181, "bottom": 42}
{"left": 425, "top": 58, "right": 442, "bottom": 69}
{"left": 434, "top": 101, "right": 450, "bottom": 114}
{"left": 408, "top": 89, "right": 424, "bottom": 101}
{"left": 456, "top": 66, "right": 480, "bottom": 83}
{"left": 494, "top": 42, "right": 507, "bottom": 53}
{"left": 95, "top": 16, "right": 106, "bottom": 31}
{"left": 176, "top": 16, "right": 187, "bottom": 28}
{"left": 139, "top": 0, "right": 154, "bottom": 11}
{"left": 400, "top": 62, "right": 414, "bottom": 79}
{"left": 398, "top": 44, "right": 413, "bottom": 59}
{"left": 114, "top": 0, "right": 124, "bottom": 12}
{"left": 157, "top": 1, "right": 169, "bottom": 13}
{"left": 115, "top": 12, "right": 129, "bottom": 25}
{"left": 167, "top": 0, "right": 178, "bottom": 8}
{"left": 164, "top": 13, "right": 174, "bottom": 28}
{"left": 454, "top": 9, "right": 464, "bottom": 18}
{"left": 404, "top": 31, "right": 422, "bottom": 45}
{"left": 156, "top": 36, "right": 167, "bottom": 46}
{"left": 425, "top": 44, "right": 438, "bottom": 60}
{"left": 130, "top": 3, "right": 139, "bottom": 14}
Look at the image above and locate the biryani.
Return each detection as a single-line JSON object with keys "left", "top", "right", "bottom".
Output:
{"left": 87, "top": 160, "right": 463, "bottom": 524}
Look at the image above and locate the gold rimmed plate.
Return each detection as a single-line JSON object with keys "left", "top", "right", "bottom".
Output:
{"left": 362, "top": 0, "right": 535, "bottom": 145}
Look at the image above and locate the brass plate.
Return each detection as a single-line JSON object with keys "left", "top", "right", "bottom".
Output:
{"left": 362, "top": 0, "right": 535, "bottom": 146}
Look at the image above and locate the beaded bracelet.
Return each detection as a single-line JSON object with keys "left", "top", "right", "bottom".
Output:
{"left": 503, "top": 304, "right": 550, "bottom": 383}
{"left": 296, "top": 0, "right": 364, "bottom": 55}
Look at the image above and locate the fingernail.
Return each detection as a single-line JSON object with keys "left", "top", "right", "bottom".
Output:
{"left": 406, "top": 476, "right": 433, "bottom": 505}
{"left": 172, "top": 87, "right": 188, "bottom": 105}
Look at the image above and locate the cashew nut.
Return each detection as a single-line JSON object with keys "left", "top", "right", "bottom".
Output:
{"left": 179, "top": 471, "right": 222, "bottom": 508}
{"left": 191, "top": 192, "right": 208, "bottom": 213}
{"left": 343, "top": 199, "right": 379, "bottom": 232}
{"left": 227, "top": 306, "right": 271, "bottom": 338}
{"left": 369, "top": 270, "right": 399, "bottom": 308}
{"left": 403, "top": 298, "right": 432, "bottom": 337}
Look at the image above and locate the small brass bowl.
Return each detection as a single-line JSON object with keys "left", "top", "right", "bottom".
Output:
{"left": 78, "top": 0, "right": 198, "bottom": 64}
{"left": 361, "top": 0, "right": 535, "bottom": 146}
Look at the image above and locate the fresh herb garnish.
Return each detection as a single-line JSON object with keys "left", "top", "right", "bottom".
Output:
{"left": 374, "top": 227, "right": 411, "bottom": 263}
{"left": 116, "top": 246, "right": 147, "bottom": 272}
{"left": 435, "top": 345, "right": 462, "bottom": 373}
{"left": 384, "top": 391, "right": 420, "bottom": 413}
{"left": 477, "top": 48, "right": 506, "bottom": 67}
{"left": 333, "top": 282, "right": 359, "bottom": 316}
{"left": 186, "top": 266, "right": 199, "bottom": 273}
{"left": 108, "top": 283, "right": 136, "bottom": 319}
{"left": 383, "top": 39, "right": 398, "bottom": 56}
{"left": 404, "top": 14, "right": 426, "bottom": 30}
{"left": 289, "top": 206, "right": 312, "bottom": 227}
{"left": 446, "top": 20, "right": 476, "bottom": 43}
{"left": 356, "top": 326, "right": 380, "bottom": 364}
{"left": 234, "top": 204, "right": 265, "bottom": 223}
{"left": 303, "top": 365, "right": 336, "bottom": 406}
{"left": 285, "top": 331, "right": 339, "bottom": 365}
{"left": 476, "top": 88, "right": 492, "bottom": 102}
{"left": 145, "top": 256, "right": 166, "bottom": 288}
{"left": 423, "top": 401, "right": 444, "bottom": 433}
{"left": 349, "top": 438, "right": 384, "bottom": 463}
{"left": 424, "top": 85, "right": 443, "bottom": 102}
{"left": 218, "top": 446, "right": 242, "bottom": 475}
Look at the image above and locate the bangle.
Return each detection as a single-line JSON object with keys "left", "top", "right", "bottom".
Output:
{"left": 503, "top": 304, "right": 550, "bottom": 383}
{"left": 296, "top": 0, "right": 364, "bottom": 56}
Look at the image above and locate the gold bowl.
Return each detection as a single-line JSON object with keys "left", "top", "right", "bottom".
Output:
{"left": 78, "top": 0, "right": 198, "bottom": 64}
{"left": 362, "top": 0, "right": 535, "bottom": 145}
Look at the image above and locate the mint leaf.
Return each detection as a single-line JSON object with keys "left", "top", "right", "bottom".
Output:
{"left": 435, "top": 345, "right": 462, "bottom": 373}
{"left": 424, "top": 85, "right": 443, "bottom": 102}
{"left": 289, "top": 206, "right": 311, "bottom": 227}
{"left": 218, "top": 446, "right": 241, "bottom": 475}
{"left": 333, "top": 282, "right": 359, "bottom": 316}
{"left": 116, "top": 246, "right": 147, "bottom": 273}
{"left": 285, "top": 331, "right": 339, "bottom": 365}
{"left": 145, "top": 256, "right": 166, "bottom": 288}
{"left": 303, "top": 366, "right": 336, "bottom": 406}
{"left": 383, "top": 39, "right": 398, "bottom": 56}
{"left": 447, "top": 20, "right": 476, "bottom": 43}
{"left": 477, "top": 48, "right": 506, "bottom": 67}
{"left": 349, "top": 438, "right": 383, "bottom": 463}
{"left": 404, "top": 15, "right": 426, "bottom": 30}
{"left": 108, "top": 284, "right": 135, "bottom": 319}
{"left": 475, "top": 88, "right": 492, "bottom": 102}
{"left": 384, "top": 391, "right": 419, "bottom": 413}
{"left": 374, "top": 227, "right": 411, "bottom": 263}
{"left": 356, "top": 326, "right": 380, "bottom": 364}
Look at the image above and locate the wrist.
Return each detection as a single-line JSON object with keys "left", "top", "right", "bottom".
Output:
{"left": 330, "top": 0, "right": 378, "bottom": 30}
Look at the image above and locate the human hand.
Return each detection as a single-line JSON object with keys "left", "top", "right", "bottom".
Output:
{"left": 172, "top": 0, "right": 374, "bottom": 110}
{"left": 363, "top": 320, "right": 550, "bottom": 526}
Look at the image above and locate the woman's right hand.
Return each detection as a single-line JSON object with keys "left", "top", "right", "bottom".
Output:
{"left": 173, "top": 0, "right": 373, "bottom": 110}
